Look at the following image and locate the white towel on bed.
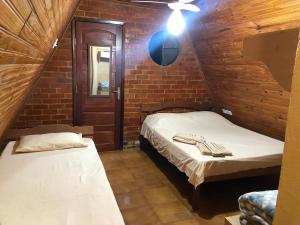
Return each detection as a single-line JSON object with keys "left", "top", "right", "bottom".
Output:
{"left": 173, "top": 133, "right": 233, "bottom": 157}
{"left": 172, "top": 133, "right": 204, "bottom": 145}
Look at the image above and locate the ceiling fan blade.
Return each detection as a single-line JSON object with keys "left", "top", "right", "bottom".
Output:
{"left": 179, "top": 0, "right": 195, "bottom": 3}
{"left": 168, "top": 2, "right": 200, "bottom": 12}
{"left": 168, "top": 2, "right": 183, "bottom": 10}
{"left": 181, "top": 4, "right": 200, "bottom": 12}
{"left": 130, "top": 0, "right": 169, "bottom": 4}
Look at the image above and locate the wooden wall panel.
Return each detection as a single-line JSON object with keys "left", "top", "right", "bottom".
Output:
{"left": 274, "top": 32, "right": 300, "bottom": 225}
{"left": 190, "top": 0, "right": 300, "bottom": 140}
{"left": 0, "top": 0, "right": 80, "bottom": 140}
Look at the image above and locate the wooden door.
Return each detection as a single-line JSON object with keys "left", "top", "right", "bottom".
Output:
{"left": 73, "top": 21, "right": 123, "bottom": 151}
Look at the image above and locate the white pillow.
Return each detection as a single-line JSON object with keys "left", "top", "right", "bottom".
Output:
{"left": 15, "top": 132, "right": 88, "bottom": 153}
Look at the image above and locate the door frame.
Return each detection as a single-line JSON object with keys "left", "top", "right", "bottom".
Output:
{"left": 71, "top": 17, "right": 125, "bottom": 149}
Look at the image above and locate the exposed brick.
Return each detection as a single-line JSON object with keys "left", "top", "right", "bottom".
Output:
{"left": 14, "top": 0, "right": 211, "bottom": 145}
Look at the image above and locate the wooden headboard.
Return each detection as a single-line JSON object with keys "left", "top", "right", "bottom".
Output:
{"left": 5, "top": 124, "right": 94, "bottom": 141}
{"left": 140, "top": 102, "right": 213, "bottom": 123}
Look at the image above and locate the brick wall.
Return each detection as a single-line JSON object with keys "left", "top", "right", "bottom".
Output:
{"left": 14, "top": 0, "right": 211, "bottom": 145}
{"left": 14, "top": 27, "right": 73, "bottom": 129}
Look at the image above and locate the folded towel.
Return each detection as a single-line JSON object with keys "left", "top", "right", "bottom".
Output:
{"left": 196, "top": 142, "right": 233, "bottom": 157}
{"left": 172, "top": 133, "right": 233, "bottom": 157}
{"left": 195, "top": 142, "right": 212, "bottom": 155}
{"left": 172, "top": 133, "right": 204, "bottom": 145}
{"left": 239, "top": 190, "right": 278, "bottom": 225}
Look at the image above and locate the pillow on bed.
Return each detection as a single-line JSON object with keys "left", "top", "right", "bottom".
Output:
{"left": 15, "top": 132, "right": 88, "bottom": 153}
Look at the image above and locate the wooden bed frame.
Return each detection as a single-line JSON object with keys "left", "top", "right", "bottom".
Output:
{"left": 5, "top": 124, "right": 94, "bottom": 141}
{"left": 139, "top": 102, "right": 281, "bottom": 211}
{"left": 140, "top": 101, "right": 213, "bottom": 124}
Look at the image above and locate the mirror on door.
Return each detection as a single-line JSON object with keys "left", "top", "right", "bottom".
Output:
{"left": 89, "top": 45, "right": 111, "bottom": 96}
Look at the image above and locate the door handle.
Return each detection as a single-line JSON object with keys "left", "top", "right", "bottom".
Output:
{"left": 112, "top": 87, "right": 121, "bottom": 100}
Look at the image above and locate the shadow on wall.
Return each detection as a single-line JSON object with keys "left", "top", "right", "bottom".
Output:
{"left": 243, "top": 28, "right": 300, "bottom": 92}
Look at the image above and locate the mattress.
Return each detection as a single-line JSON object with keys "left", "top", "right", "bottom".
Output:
{"left": 141, "top": 111, "right": 284, "bottom": 188}
{"left": 0, "top": 138, "right": 125, "bottom": 225}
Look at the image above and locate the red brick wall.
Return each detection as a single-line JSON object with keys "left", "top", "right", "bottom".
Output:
{"left": 14, "top": 27, "right": 73, "bottom": 129}
{"left": 14, "top": 0, "right": 211, "bottom": 145}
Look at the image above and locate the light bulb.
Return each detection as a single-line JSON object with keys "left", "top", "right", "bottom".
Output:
{"left": 167, "top": 10, "right": 186, "bottom": 36}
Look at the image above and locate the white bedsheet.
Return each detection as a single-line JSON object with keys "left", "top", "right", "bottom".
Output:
{"left": 141, "top": 111, "right": 284, "bottom": 188}
{"left": 0, "top": 138, "right": 125, "bottom": 225}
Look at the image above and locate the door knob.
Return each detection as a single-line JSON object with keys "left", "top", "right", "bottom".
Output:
{"left": 112, "top": 87, "right": 121, "bottom": 100}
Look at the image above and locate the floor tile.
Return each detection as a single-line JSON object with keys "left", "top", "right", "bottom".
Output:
{"left": 143, "top": 186, "right": 180, "bottom": 205}
{"left": 106, "top": 168, "right": 135, "bottom": 184}
{"left": 151, "top": 202, "right": 194, "bottom": 223}
{"left": 165, "top": 218, "right": 200, "bottom": 225}
{"left": 116, "top": 191, "right": 148, "bottom": 210}
{"left": 110, "top": 181, "right": 140, "bottom": 194}
{"left": 121, "top": 206, "right": 162, "bottom": 225}
{"left": 99, "top": 149, "right": 262, "bottom": 225}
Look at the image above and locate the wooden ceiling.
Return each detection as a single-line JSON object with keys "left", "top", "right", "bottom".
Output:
{"left": 189, "top": 0, "right": 300, "bottom": 140}
{"left": 0, "top": 0, "right": 80, "bottom": 141}
{"left": 1, "top": 0, "right": 298, "bottom": 145}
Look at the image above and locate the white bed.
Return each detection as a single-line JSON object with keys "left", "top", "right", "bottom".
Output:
{"left": 141, "top": 111, "right": 284, "bottom": 188}
{"left": 0, "top": 138, "right": 125, "bottom": 225}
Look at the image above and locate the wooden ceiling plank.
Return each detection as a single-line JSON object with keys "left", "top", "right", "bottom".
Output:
{"left": 30, "top": 0, "right": 55, "bottom": 40}
{"left": 19, "top": 23, "right": 49, "bottom": 55}
{"left": 0, "top": 49, "right": 45, "bottom": 64}
{"left": 8, "top": 0, "right": 32, "bottom": 20}
{"left": 0, "top": 0, "right": 81, "bottom": 140}
{"left": 44, "top": 0, "right": 59, "bottom": 38}
{"left": 0, "top": 28, "right": 44, "bottom": 59}
{"left": 27, "top": 12, "right": 52, "bottom": 47}
{"left": 0, "top": 0, "right": 24, "bottom": 35}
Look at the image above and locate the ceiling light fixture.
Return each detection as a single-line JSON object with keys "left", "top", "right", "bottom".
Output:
{"left": 131, "top": 0, "right": 200, "bottom": 36}
{"left": 167, "top": 9, "right": 186, "bottom": 36}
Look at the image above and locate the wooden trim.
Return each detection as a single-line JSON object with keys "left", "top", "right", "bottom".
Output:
{"left": 141, "top": 102, "right": 213, "bottom": 114}
{"left": 6, "top": 124, "right": 94, "bottom": 141}
{"left": 108, "top": 0, "right": 169, "bottom": 10}
{"left": 119, "top": 23, "right": 126, "bottom": 149}
{"left": 205, "top": 166, "right": 280, "bottom": 183}
{"left": 72, "top": 19, "right": 78, "bottom": 125}
{"left": 73, "top": 17, "right": 125, "bottom": 25}
{"left": 140, "top": 101, "right": 213, "bottom": 124}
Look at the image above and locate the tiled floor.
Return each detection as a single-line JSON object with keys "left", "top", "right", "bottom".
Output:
{"left": 100, "top": 149, "right": 278, "bottom": 225}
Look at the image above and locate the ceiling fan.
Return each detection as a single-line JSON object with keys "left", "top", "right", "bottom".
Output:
{"left": 130, "top": 0, "right": 200, "bottom": 12}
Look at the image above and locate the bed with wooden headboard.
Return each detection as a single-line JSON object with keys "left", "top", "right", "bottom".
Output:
{"left": 0, "top": 124, "right": 125, "bottom": 225}
{"left": 5, "top": 124, "right": 94, "bottom": 141}
{"left": 139, "top": 102, "right": 283, "bottom": 211}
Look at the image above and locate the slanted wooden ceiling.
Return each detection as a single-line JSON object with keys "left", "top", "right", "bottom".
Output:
{"left": 0, "top": 0, "right": 80, "bottom": 140}
{"left": 189, "top": 0, "right": 300, "bottom": 139}
{"left": 1, "top": 0, "right": 299, "bottom": 143}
